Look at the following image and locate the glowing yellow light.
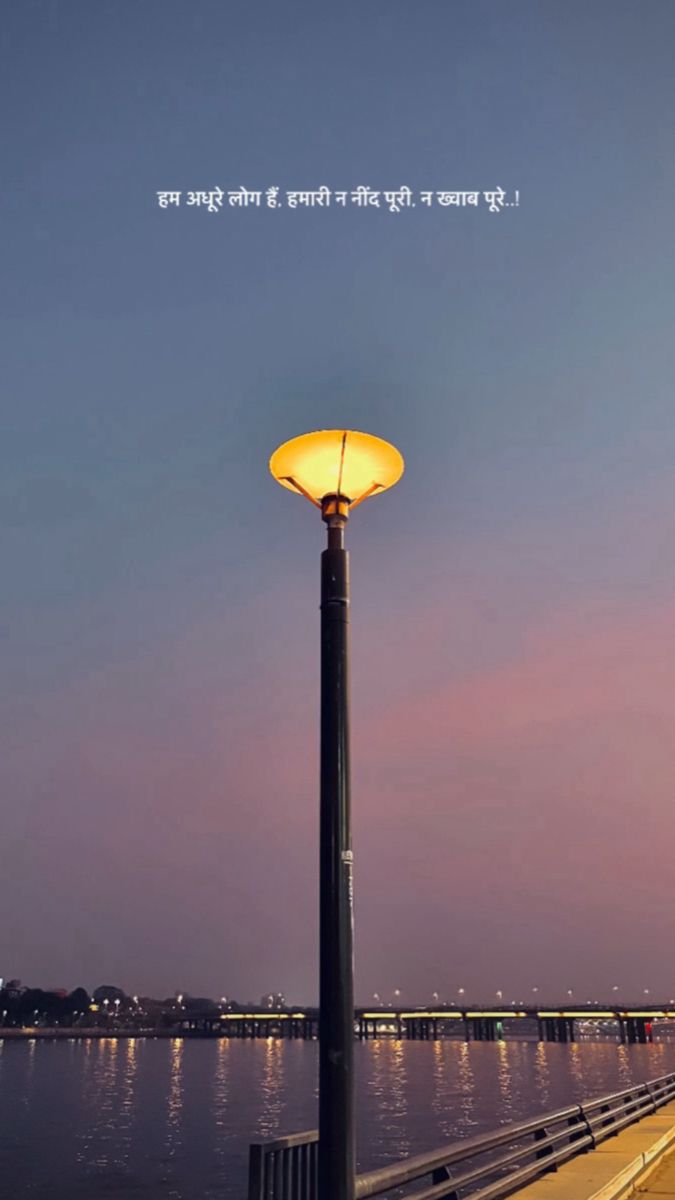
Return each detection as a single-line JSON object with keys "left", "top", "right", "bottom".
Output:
{"left": 219, "top": 1012, "right": 291, "bottom": 1020}
{"left": 537, "top": 1011, "right": 616, "bottom": 1019}
{"left": 398, "top": 1011, "right": 462, "bottom": 1020}
{"left": 616, "top": 1011, "right": 668, "bottom": 1019}
{"left": 466, "top": 1012, "right": 516, "bottom": 1019}
{"left": 269, "top": 429, "right": 404, "bottom": 508}
{"left": 360, "top": 1011, "right": 463, "bottom": 1020}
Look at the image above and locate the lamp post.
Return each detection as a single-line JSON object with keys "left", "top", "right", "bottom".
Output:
{"left": 270, "top": 429, "right": 404, "bottom": 1200}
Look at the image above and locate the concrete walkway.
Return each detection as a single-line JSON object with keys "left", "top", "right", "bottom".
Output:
{"left": 509, "top": 1102, "right": 675, "bottom": 1200}
{"left": 639, "top": 1144, "right": 675, "bottom": 1196}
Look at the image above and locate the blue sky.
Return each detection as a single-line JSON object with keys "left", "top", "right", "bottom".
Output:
{"left": 2, "top": 1, "right": 675, "bottom": 1002}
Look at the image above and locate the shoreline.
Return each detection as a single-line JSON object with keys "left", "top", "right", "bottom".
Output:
{"left": 0, "top": 1028, "right": 179, "bottom": 1040}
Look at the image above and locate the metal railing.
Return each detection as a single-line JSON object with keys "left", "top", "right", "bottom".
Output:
{"left": 248, "top": 1130, "right": 318, "bottom": 1200}
{"left": 247, "top": 1070, "right": 675, "bottom": 1200}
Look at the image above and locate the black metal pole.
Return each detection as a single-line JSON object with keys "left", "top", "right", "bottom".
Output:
{"left": 319, "top": 494, "right": 355, "bottom": 1200}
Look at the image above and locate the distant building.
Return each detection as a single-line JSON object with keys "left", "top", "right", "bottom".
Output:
{"left": 260, "top": 992, "right": 286, "bottom": 1009}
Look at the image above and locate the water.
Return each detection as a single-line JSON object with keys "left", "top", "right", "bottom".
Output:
{"left": 2, "top": 1036, "right": 675, "bottom": 1198}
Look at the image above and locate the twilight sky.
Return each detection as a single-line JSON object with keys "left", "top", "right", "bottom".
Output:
{"left": 3, "top": 0, "right": 675, "bottom": 1004}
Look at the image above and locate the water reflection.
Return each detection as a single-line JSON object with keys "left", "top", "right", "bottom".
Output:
{"left": 567, "top": 1042, "right": 585, "bottom": 1091}
{"left": 163, "top": 1035, "right": 184, "bottom": 1188}
{"left": 367, "top": 1038, "right": 411, "bottom": 1162}
{"left": 117, "top": 1039, "right": 139, "bottom": 1169}
{"left": 533, "top": 1042, "right": 551, "bottom": 1108}
{"left": 94, "top": 1039, "right": 119, "bottom": 1168}
{"left": 648, "top": 1041, "right": 667, "bottom": 1079}
{"left": 71, "top": 1037, "right": 124, "bottom": 1178}
{"left": 430, "top": 1040, "right": 478, "bottom": 1140}
{"left": 257, "top": 1038, "right": 284, "bottom": 1139}
{"left": 213, "top": 1038, "right": 232, "bottom": 1162}
{"left": 431, "top": 1040, "right": 455, "bottom": 1140}
{"left": 496, "top": 1041, "right": 514, "bottom": 1123}
{"left": 456, "top": 1041, "right": 478, "bottom": 1133}
{"left": 5, "top": 1038, "right": 675, "bottom": 1200}
{"left": 616, "top": 1044, "right": 634, "bottom": 1087}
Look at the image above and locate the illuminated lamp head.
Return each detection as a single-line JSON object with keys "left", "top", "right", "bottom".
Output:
{"left": 269, "top": 429, "right": 404, "bottom": 526}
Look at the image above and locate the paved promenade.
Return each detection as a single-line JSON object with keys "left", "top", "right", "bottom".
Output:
{"left": 511, "top": 1102, "right": 675, "bottom": 1200}
{"left": 641, "top": 1149, "right": 675, "bottom": 1196}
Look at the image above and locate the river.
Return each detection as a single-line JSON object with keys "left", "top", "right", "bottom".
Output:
{"left": 2, "top": 1036, "right": 675, "bottom": 1198}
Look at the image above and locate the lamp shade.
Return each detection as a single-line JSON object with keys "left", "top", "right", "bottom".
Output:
{"left": 269, "top": 429, "right": 404, "bottom": 507}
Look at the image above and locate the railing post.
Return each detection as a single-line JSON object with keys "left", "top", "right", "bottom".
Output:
{"left": 580, "top": 1101, "right": 597, "bottom": 1149}
{"left": 534, "top": 1126, "right": 556, "bottom": 1170}
{"left": 248, "top": 1143, "right": 265, "bottom": 1200}
{"left": 568, "top": 1109, "right": 587, "bottom": 1148}
{"left": 432, "top": 1165, "right": 452, "bottom": 1181}
{"left": 431, "top": 1164, "right": 458, "bottom": 1199}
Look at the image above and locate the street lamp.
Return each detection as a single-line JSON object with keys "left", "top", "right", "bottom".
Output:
{"left": 270, "top": 428, "right": 404, "bottom": 1200}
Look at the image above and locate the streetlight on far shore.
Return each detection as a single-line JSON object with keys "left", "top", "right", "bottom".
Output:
{"left": 270, "top": 428, "right": 404, "bottom": 1200}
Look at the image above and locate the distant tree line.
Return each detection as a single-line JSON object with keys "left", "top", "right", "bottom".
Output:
{"left": 0, "top": 981, "right": 292, "bottom": 1028}
{"left": 0, "top": 986, "right": 90, "bottom": 1026}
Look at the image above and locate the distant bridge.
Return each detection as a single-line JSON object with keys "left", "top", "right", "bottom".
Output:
{"left": 177, "top": 1003, "right": 675, "bottom": 1043}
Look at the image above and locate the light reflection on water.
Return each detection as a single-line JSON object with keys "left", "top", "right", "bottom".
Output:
{"left": 118, "top": 1038, "right": 139, "bottom": 1168}
{"left": 212, "top": 1037, "right": 231, "bottom": 1159}
{"left": 457, "top": 1041, "right": 478, "bottom": 1133}
{"left": 533, "top": 1040, "right": 551, "bottom": 1108}
{"left": 257, "top": 1037, "right": 285, "bottom": 1139}
{"left": 496, "top": 1039, "right": 514, "bottom": 1122}
{"left": 164, "top": 1036, "right": 184, "bottom": 1198}
{"left": 2, "top": 1037, "right": 675, "bottom": 1199}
